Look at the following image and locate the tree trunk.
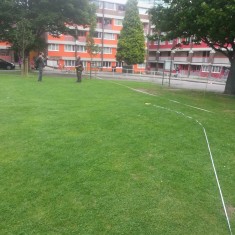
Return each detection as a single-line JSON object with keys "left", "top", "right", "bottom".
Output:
{"left": 224, "top": 57, "right": 235, "bottom": 95}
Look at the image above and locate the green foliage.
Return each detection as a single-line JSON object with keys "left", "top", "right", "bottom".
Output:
{"left": 116, "top": 0, "right": 145, "bottom": 65}
{"left": 149, "top": 0, "right": 235, "bottom": 94}
{"left": 86, "top": 5, "right": 100, "bottom": 59}
{"left": 0, "top": 0, "right": 93, "bottom": 53}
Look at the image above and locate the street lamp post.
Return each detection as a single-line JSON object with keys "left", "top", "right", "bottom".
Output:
{"left": 75, "top": 26, "right": 78, "bottom": 60}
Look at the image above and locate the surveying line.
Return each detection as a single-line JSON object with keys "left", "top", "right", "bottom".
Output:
{"left": 152, "top": 104, "right": 232, "bottom": 235}
{"left": 203, "top": 127, "right": 233, "bottom": 235}
{"left": 96, "top": 77, "right": 232, "bottom": 234}
{"left": 169, "top": 99, "right": 213, "bottom": 113}
{"left": 96, "top": 76, "right": 213, "bottom": 113}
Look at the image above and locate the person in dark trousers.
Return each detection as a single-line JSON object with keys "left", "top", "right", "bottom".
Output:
{"left": 75, "top": 56, "right": 83, "bottom": 82}
{"left": 36, "top": 52, "right": 45, "bottom": 82}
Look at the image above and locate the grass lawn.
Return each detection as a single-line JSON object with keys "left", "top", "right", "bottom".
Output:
{"left": 0, "top": 72, "right": 234, "bottom": 234}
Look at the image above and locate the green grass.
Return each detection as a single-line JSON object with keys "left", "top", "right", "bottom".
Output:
{"left": 0, "top": 73, "right": 234, "bottom": 234}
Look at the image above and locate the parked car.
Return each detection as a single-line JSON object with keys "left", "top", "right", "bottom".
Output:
{"left": 0, "top": 59, "right": 15, "bottom": 70}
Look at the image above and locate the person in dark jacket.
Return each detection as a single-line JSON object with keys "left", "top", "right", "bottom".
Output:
{"left": 36, "top": 52, "right": 46, "bottom": 82}
{"left": 75, "top": 56, "right": 83, "bottom": 82}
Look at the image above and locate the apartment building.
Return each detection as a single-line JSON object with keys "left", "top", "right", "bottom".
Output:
{"left": 46, "top": 0, "right": 158, "bottom": 72}
{"left": 148, "top": 38, "right": 231, "bottom": 79}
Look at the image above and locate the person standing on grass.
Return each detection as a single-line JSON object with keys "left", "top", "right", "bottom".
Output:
{"left": 75, "top": 56, "right": 83, "bottom": 82}
{"left": 36, "top": 52, "right": 46, "bottom": 82}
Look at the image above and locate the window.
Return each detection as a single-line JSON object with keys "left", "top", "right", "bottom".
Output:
{"left": 212, "top": 66, "right": 222, "bottom": 73}
{"left": 138, "top": 7, "right": 148, "bottom": 15}
{"left": 65, "top": 45, "right": 75, "bottom": 52}
{"left": 65, "top": 60, "right": 87, "bottom": 68}
{"left": 168, "top": 40, "right": 173, "bottom": 44}
{"left": 160, "top": 40, "right": 165, "bottom": 45}
{"left": 203, "top": 51, "right": 210, "bottom": 57}
{"left": 77, "top": 45, "right": 86, "bottom": 52}
{"left": 202, "top": 65, "right": 209, "bottom": 72}
{"left": 116, "top": 61, "right": 123, "bottom": 67}
{"left": 114, "top": 19, "right": 122, "bottom": 26}
{"left": 104, "top": 33, "right": 115, "bottom": 40}
{"left": 117, "top": 4, "right": 125, "bottom": 11}
{"left": 102, "top": 61, "right": 111, "bottom": 67}
{"left": 100, "top": 2, "right": 115, "bottom": 10}
{"left": 48, "top": 44, "right": 59, "bottom": 51}
{"left": 94, "top": 32, "right": 102, "bottom": 38}
{"left": 137, "top": 64, "right": 146, "bottom": 68}
{"left": 64, "top": 45, "right": 86, "bottom": 52}
{"left": 103, "top": 47, "right": 112, "bottom": 54}
{"left": 104, "top": 18, "right": 111, "bottom": 25}
{"left": 65, "top": 60, "right": 75, "bottom": 67}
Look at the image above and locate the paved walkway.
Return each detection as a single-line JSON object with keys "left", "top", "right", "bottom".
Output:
{"left": 42, "top": 67, "right": 226, "bottom": 93}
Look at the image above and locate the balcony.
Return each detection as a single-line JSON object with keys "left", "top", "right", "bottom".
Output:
{"left": 192, "top": 57, "right": 210, "bottom": 63}
{"left": 174, "top": 56, "right": 188, "bottom": 62}
{"left": 148, "top": 56, "right": 156, "bottom": 61}
{"left": 96, "top": 23, "right": 112, "bottom": 30}
{"left": 213, "top": 57, "right": 230, "bottom": 64}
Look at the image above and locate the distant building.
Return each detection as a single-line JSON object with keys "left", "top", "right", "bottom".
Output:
{"left": 46, "top": 0, "right": 155, "bottom": 73}
{"left": 148, "top": 37, "right": 231, "bottom": 79}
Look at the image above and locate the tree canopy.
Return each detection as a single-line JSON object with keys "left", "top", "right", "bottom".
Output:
{"left": 116, "top": 0, "right": 145, "bottom": 65}
{"left": 0, "top": 0, "right": 94, "bottom": 54}
{"left": 149, "top": 0, "right": 235, "bottom": 95}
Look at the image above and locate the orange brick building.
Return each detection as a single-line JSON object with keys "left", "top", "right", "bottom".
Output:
{"left": 46, "top": 0, "right": 154, "bottom": 73}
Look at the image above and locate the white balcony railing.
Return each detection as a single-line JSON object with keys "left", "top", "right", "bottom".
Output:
{"left": 213, "top": 57, "right": 230, "bottom": 64}
{"left": 174, "top": 56, "right": 188, "bottom": 62}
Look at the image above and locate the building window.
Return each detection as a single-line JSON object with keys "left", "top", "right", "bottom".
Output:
{"left": 103, "top": 47, "right": 112, "bottom": 54}
{"left": 137, "top": 63, "right": 146, "bottom": 68}
{"left": 102, "top": 61, "right": 111, "bottom": 67}
{"left": 212, "top": 66, "right": 222, "bottom": 73}
{"left": 100, "top": 2, "right": 115, "bottom": 10}
{"left": 138, "top": 7, "right": 148, "bottom": 15}
{"left": 203, "top": 51, "right": 210, "bottom": 57}
{"left": 117, "top": 4, "right": 125, "bottom": 11}
{"left": 202, "top": 65, "right": 209, "bottom": 72}
{"left": 64, "top": 45, "right": 86, "bottom": 52}
{"left": 65, "top": 60, "right": 75, "bottom": 67}
{"left": 168, "top": 40, "right": 173, "bottom": 44}
{"left": 77, "top": 45, "right": 86, "bottom": 52}
{"left": 160, "top": 40, "right": 165, "bottom": 45}
{"left": 103, "top": 33, "right": 115, "bottom": 40}
{"left": 116, "top": 61, "right": 123, "bottom": 67}
{"left": 48, "top": 44, "right": 59, "bottom": 51}
{"left": 65, "top": 45, "right": 75, "bottom": 52}
{"left": 114, "top": 19, "right": 122, "bottom": 26}
{"left": 94, "top": 32, "right": 102, "bottom": 38}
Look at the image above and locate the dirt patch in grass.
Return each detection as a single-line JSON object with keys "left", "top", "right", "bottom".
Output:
{"left": 226, "top": 204, "right": 235, "bottom": 218}
{"left": 223, "top": 109, "right": 235, "bottom": 114}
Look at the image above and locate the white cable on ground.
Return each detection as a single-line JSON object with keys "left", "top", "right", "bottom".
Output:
{"left": 96, "top": 76, "right": 232, "bottom": 234}
{"left": 153, "top": 104, "right": 233, "bottom": 235}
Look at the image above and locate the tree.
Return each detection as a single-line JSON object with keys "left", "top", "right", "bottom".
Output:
{"left": 85, "top": 6, "right": 100, "bottom": 79}
{"left": 148, "top": 0, "right": 235, "bottom": 95}
{"left": 0, "top": 0, "right": 94, "bottom": 71}
{"left": 116, "top": 0, "right": 145, "bottom": 65}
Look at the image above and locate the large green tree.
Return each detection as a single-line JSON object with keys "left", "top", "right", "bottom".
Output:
{"left": 116, "top": 0, "right": 145, "bottom": 65}
{"left": 0, "top": 0, "right": 93, "bottom": 56}
{"left": 149, "top": 0, "right": 235, "bottom": 95}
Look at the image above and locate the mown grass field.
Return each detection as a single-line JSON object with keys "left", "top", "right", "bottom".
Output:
{"left": 0, "top": 73, "right": 234, "bottom": 234}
